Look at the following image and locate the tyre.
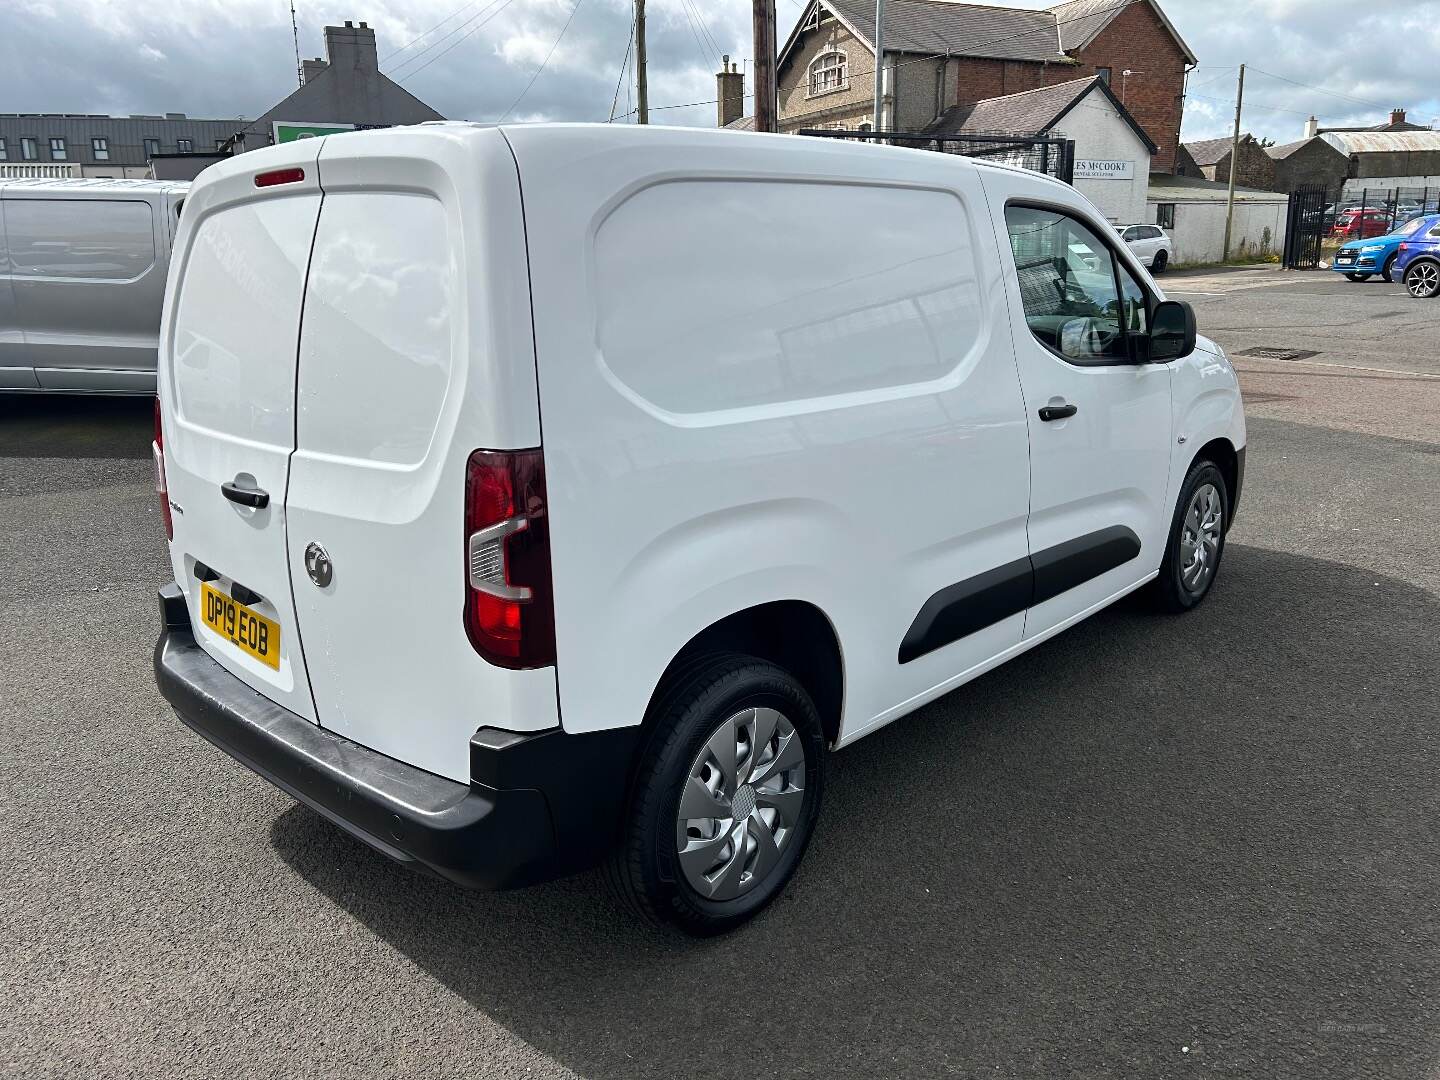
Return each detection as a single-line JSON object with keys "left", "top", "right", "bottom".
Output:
{"left": 1152, "top": 249, "right": 1168, "bottom": 274}
{"left": 1405, "top": 259, "right": 1440, "bottom": 299}
{"left": 1345, "top": 272, "right": 1372, "bottom": 282}
{"left": 1153, "top": 459, "right": 1229, "bottom": 613}
{"left": 607, "top": 653, "right": 825, "bottom": 935}
{"left": 1381, "top": 253, "right": 1398, "bottom": 283}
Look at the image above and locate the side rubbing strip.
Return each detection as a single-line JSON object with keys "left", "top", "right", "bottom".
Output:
{"left": 1030, "top": 525, "right": 1141, "bottom": 607}
{"left": 897, "top": 556, "right": 1032, "bottom": 664}
{"left": 898, "top": 526, "right": 1143, "bottom": 664}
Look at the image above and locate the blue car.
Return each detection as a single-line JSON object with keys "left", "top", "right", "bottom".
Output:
{"left": 1394, "top": 216, "right": 1440, "bottom": 298}
{"left": 1332, "top": 213, "right": 1440, "bottom": 282}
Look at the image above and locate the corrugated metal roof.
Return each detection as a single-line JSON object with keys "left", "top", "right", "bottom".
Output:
{"left": 824, "top": 0, "right": 1067, "bottom": 61}
{"left": 1320, "top": 130, "right": 1440, "bottom": 154}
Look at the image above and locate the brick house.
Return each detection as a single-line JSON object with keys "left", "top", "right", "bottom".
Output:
{"left": 770, "top": 0, "right": 1196, "bottom": 171}
{"left": 1180, "top": 134, "right": 1277, "bottom": 190}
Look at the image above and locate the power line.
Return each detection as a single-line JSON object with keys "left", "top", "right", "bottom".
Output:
{"left": 608, "top": 14, "right": 636, "bottom": 122}
{"left": 1246, "top": 67, "right": 1391, "bottom": 112}
{"left": 388, "top": 0, "right": 510, "bottom": 77}
{"left": 677, "top": 0, "right": 721, "bottom": 72}
{"left": 395, "top": 0, "right": 518, "bottom": 84}
{"left": 498, "top": 0, "right": 586, "bottom": 122}
{"left": 379, "top": 0, "right": 491, "bottom": 65}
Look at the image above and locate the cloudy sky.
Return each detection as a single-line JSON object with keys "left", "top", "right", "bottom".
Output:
{"left": 2, "top": 0, "right": 1437, "bottom": 144}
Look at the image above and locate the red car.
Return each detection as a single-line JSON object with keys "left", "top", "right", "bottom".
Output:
{"left": 1332, "top": 208, "right": 1391, "bottom": 240}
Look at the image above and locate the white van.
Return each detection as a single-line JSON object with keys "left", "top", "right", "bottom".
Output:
{"left": 0, "top": 178, "right": 188, "bottom": 393}
{"left": 153, "top": 124, "right": 1245, "bottom": 934}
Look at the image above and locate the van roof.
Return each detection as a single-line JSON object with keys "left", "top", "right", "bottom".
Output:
{"left": 0, "top": 177, "right": 191, "bottom": 196}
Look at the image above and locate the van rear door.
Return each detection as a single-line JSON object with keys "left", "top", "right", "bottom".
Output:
{"left": 283, "top": 128, "right": 557, "bottom": 784}
{"left": 159, "top": 143, "right": 323, "bottom": 721}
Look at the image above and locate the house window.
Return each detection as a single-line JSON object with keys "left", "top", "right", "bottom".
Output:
{"left": 92, "top": 137, "right": 109, "bottom": 160}
{"left": 177, "top": 138, "right": 193, "bottom": 152}
{"left": 1097, "top": 66, "right": 1112, "bottom": 85}
{"left": 49, "top": 137, "right": 67, "bottom": 160}
{"left": 21, "top": 137, "right": 38, "bottom": 160}
{"left": 143, "top": 138, "right": 160, "bottom": 158}
{"left": 808, "top": 50, "right": 848, "bottom": 97}
{"left": 1156, "top": 203, "right": 1176, "bottom": 228}
{"left": 0, "top": 138, "right": 7, "bottom": 161}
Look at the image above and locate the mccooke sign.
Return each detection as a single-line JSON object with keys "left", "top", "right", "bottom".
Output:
{"left": 1074, "top": 159, "right": 1135, "bottom": 181}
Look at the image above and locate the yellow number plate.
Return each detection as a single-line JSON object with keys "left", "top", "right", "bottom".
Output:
{"left": 200, "top": 581, "right": 281, "bottom": 670}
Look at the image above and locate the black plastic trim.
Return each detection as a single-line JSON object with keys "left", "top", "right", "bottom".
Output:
{"left": 1031, "top": 525, "right": 1142, "bottom": 607}
{"left": 1231, "top": 446, "right": 1246, "bottom": 529}
{"left": 154, "top": 583, "right": 638, "bottom": 891}
{"left": 898, "top": 526, "right": 1143, "bottom": 664}
{"left": 898, "top": 556, "right": 1033, "bottom": 664}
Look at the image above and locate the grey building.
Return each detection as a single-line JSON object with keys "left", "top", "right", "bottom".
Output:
{"left": 0, "top": 114, "right": 249, "bottom": 179}
{"left": 0, "top": 19, "right": 443, "bottom": 181}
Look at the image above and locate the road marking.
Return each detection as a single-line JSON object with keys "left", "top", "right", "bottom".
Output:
{"left": 1234, "top": 356, "right": 1440, "bottom": 380}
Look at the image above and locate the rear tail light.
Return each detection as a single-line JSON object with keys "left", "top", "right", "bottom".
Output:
{"left": 464, "top": 449, "right": 555, "bottom": 669}
{"left": 153, "top": 397, "right": 173, "bottom": 540}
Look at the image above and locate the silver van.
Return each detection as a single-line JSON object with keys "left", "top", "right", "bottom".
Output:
{"left": 0, "top": 178, "right": 188, "bottom": 393}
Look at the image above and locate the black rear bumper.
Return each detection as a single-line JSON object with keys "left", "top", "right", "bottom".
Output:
{"left": 154, "top": 583, "right": 640, "bottom": 891}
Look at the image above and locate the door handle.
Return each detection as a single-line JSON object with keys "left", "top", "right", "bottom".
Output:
{"left": 221, "top": 479, "right": 269, "bottom": 509}
{"left": 1038, "top": 403, "right": 1078, "bottom": 422}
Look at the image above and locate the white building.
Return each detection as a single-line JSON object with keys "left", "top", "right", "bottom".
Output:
{"left": 926, "top": 76, "right": 1155, "bottom": 224}
{"left": 1146, "top": 174, "right": 1288, "bottom": 265}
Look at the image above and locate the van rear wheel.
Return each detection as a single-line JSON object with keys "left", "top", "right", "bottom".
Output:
{"left": 607, "top": 654, "right": 825, "bottom": 935}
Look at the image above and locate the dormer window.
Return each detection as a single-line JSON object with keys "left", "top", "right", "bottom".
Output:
{"left": 808, "top": 50, "right": 848, "bottom": 97}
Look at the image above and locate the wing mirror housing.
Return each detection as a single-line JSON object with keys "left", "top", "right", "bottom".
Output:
{"left": 1149, "top": 299, "right": 1196, "bottom": 362}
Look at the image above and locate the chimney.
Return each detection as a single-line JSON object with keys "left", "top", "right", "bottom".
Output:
{"left": 1303, "top": 115, "right": 1318, "bottom": 139}
{"left": 323, "top": 20, "right": 379, "bottom": 72}
{"left": 716, "top": 55, "right": 744, "bottom": 128}
{"left": 302, "top": 58, "right": 329, "bottom": 84}
{"left": 1390, "top": 108, "right": 1407, "bottom": 126}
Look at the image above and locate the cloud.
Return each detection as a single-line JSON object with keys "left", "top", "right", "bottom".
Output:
{"left": 0, "top": 0, "right": 1435, "bottom": 140}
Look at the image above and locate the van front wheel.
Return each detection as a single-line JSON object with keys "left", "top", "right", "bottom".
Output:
{"left": 608, "top": 654, "right": 826, "bottom": 935}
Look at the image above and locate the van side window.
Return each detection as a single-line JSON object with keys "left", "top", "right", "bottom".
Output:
{"left": 5, "top": 199, "right": 155, "bottom": 280}
{"left": 1004, "top": 205, "right": 1132, "bottom": 365}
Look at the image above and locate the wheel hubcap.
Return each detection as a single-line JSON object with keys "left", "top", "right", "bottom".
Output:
{"left": 675, "top": 707, "right": 807, "bottom": 902}
{"left": 1179, "top": 482, "right": 1223, "bottom": 593}
{"left": 1409, "top": 263, "right": 1439, "bottom": 297}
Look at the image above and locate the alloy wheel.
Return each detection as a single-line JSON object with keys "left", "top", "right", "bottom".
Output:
{"left": 1179, "top": 482, "right": 1223, "bottom": 593}
{"left": 675, "top": 706, "right": 807, "bottom": 901}
{"left": 1407, "top": 261, "right": 1440, "bottom": 298}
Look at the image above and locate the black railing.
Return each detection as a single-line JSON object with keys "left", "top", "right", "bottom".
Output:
{"left": 798, "top": 128, "right": 1076, "bottom": 185}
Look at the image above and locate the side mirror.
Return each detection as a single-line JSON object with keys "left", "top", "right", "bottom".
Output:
{"left": 1149, "top": 299, "right": 1196, "bottom": 362}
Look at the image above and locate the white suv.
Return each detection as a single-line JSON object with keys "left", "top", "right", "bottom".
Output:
{"left": 1118, "top": 223, "right": 1174, "bottom": 273}
{"left": 152, "top": 124, "right": 1245, "bottom": 935}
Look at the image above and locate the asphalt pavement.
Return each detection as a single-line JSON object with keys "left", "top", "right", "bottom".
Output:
{"left": 2, "top": 270, "right": 1438, "bottom": 1079}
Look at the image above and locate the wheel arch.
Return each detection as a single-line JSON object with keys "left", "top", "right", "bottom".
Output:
{"left": 645, "top": 600, "right": 845, "bottom": 750}
{"left": 1189, "top": 436, "right": 1240, "bottom": 525}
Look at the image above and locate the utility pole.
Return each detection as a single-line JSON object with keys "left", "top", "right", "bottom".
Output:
{"left": 1222, "top": 63, "right": 1245, "bottom": 262}
{"left": 872, "top": 0, "right": 885, "bottom": 132}
{"left": 289, "top": 0, "right": 303, "bottom": 88}
{"left": 635, "top": 0, "right": 649, "bottom": 124}
{"left": 752, "top": 0, "right": 777, "bottom": 132}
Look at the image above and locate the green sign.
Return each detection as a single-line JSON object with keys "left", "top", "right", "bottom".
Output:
{"left": 272, "top": 121, "right": 355, "bottom": 143}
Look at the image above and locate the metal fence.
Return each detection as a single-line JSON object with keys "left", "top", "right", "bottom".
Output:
{"left": 798, "top": 128, "right": 1076, "bottom": 185}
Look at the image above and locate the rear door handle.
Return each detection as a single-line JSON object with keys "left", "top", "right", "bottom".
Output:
{"left": 1038, "top": 403, "right": 1078, "bottom": 422}
{"left": 221, "top": 479, "right": 270, "bottom": 509}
